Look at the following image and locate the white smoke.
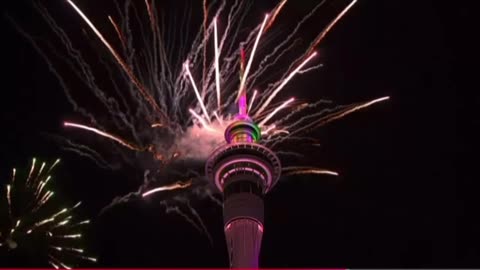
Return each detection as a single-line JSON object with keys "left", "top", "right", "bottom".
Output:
{"left": 175, "top": 118, "right": 232, "bottom": 160}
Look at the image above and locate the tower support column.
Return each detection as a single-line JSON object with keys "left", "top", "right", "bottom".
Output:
{"left": 224, "top": 218, "right": 263, "bottom": 268}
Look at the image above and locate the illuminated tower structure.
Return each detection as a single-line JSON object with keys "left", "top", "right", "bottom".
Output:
{"left": 206, "top": 95, "right": 281, "bottom": 268}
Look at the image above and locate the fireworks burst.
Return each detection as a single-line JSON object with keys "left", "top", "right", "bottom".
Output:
{"left": 12, "top": 0, "right": 389, "bottom": 238}
{"left": 0, "top": 158, "right": 96, "bottom": 268}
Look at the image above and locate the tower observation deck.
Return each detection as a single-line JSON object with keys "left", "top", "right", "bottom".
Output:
{"left": 206, "top": 114, "right": 281, "bottom": 268}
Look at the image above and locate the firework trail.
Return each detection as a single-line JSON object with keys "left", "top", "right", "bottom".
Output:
{"left": 0, "top": 158, "right": 95, "bottom": 268}
{"left": 283, "top": 166, "right": 339, "bottom": 177}
{"left": 13, "top": 0, "right": 389, "bottom": 239}
{"left": 63, "top": 122, "right": 143, "bottom": 151}
{"left": 142, "top": 180, "right": 192, "bottom": 198}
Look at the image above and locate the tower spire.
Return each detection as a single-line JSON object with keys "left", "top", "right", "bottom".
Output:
{"left": 238, "top": 47, "right": 248, "bottom": 117}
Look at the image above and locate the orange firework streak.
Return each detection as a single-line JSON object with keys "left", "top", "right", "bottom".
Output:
{"left": 151, "top": 123, "right": 164, "bottom": 128}
{"left": 108, "top": 16, "right": 127, "bottom": 50}
{"left": 142, "top": 180, "right": 193, "bottom": 197}
{"left": 64, "top": 122, "right": 144, "bottom": 152}
{"left": 66, "top": 0, "right": 169, "bottom": 124}
{"left": 306, "top": 0, "right": 358, "bottom": 56}
{"left": 284, "top": 169, "right": 339, "bottom": 176}
{"left": 265, "top": 0, "right": 288, "bottom": 32}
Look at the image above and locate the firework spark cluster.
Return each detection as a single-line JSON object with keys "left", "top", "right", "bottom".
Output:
{"left": 1, "top": 158, "right": 96, "bottom": 268}
{"left": 61, "top": 0, "right": 388, "bottom": 172}
{"left": 13, "top": 0, "right": 389, "bottom": 237}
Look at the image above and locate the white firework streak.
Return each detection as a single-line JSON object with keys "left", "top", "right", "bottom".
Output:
{"left": 173, "top": 196, "right": 214, "bottom": 245}
{"left": 160, "top": 201, "right": 203, "bottom": 234}
{"left": 14, "top": 0, "right": 389, "bottom": 244}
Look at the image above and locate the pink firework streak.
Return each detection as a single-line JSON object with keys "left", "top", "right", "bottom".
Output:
{"left": 21, "top": 0, "right": 389, "bottom": 236}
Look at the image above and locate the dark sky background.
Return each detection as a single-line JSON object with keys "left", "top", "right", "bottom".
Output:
{"left": 0, "top": 0, "right": 471, "bottom": 268}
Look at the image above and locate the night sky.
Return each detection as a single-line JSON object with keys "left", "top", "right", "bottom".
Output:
{"left": 1, "top": 0, "right": 470, "bottom": 268}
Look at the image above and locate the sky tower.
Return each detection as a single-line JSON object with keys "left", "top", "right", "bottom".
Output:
{"left": 206, "top": 93, "right": 281, "bottom": 268}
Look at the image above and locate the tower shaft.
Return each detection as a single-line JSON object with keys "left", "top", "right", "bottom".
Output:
{"left": 225, "top": 219, "right": 263, "bottom": 268}
{"left": 223, "top": 178, "right": 264, "bottom": 268}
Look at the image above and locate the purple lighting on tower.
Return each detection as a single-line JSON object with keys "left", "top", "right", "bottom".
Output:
{"left": 238, "top": 93, "right": 248, "bottom": 118}
{"left": 206, "top": 93, "right": 281, "bottom": 268}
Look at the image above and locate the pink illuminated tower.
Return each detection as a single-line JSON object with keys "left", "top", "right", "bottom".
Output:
{"left": 206, "top": 93, "right": 281, "bottom": 268}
